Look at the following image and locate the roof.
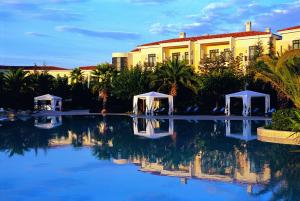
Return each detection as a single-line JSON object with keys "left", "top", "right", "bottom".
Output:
{"left": 278, "top": 25, "right": 300, "bottom": 32}
{"left": 131, "top": 48, "right": 140, "bottom": 52}
{"left": 0, "top": 65, "right": 69, "bottom": 70}
{"left": 225, "top": 90, "right": 270, "bottom": 97}
{"left": 26, "top": 66, "right": 69, "bottom": 70}
{"left": 139, "top": 31, "right": 270, "bottom": 47}
{"left": 34, "top": 94, "right": 62, "bottom": 101}
{"left": 134, "top": 91, "right": 172, "bottom": 98}
{"left": 79, "top": 66, "right": 97, "bottom": 70}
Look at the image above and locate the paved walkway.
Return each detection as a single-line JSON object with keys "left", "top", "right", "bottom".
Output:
{"left": 32, "top": 110, "right": 271, "bottom": 120}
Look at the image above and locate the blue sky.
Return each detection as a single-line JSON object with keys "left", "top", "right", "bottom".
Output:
{"left": 0, "top": 0, "right": 299, "bottom": 68}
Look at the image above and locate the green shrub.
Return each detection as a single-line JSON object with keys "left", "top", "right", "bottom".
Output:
{"left": 270, "top": 108, "right": 300, "bottom": 131}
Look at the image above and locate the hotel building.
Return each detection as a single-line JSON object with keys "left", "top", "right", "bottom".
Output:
{"left": 112, "top": 22, "right": 300, "bottom": 72}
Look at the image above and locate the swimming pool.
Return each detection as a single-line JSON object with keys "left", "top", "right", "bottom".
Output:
{"left": 0, "top": 115, "right": 299, "bottom": 201}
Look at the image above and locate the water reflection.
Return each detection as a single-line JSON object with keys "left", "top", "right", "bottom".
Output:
{"left": 133, "top": 118, "right": 174, "bottom": 139}
{"left": 34, "top": 116, "right": 62, "bottom": 129}
{"left": 225, "top": 120, "right": 268, "bottom": 141}
{"left": 0, "top": 116, "right": 299, "bottom": 201}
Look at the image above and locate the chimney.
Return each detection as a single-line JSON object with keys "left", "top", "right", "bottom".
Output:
{"left": 179, "top": 32, "right": 186, "bottom": 38}
{"left": 265, "top": 27, "right": 271, "bottom": 33}
{"left": 245, "top": 21, "right": 252, "bottom": 32}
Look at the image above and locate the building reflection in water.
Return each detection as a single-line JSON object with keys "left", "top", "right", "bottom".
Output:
{"left": 132, "top": 148, "right": 271, "bottom": 192}
{"left": 34, "top": 116, "right": 62, "bottom": 129}
{"left": 5, "top": 116, "right": 295, "bottom": 198}
{"left": 133, "top": 118, "right": 174, "bottom": 139}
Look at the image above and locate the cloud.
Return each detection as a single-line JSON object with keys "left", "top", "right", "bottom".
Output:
{"left": 25, "top": 32, "right": 51, "bottom": 37}
{"left": 150, "top": 0, "right": 300, "bottom": 36}
{"left": 149, "top": 22, "right": 207, "bottom": 35}
{"left": 203, "top": 2, "right": 231, "bottom": 12}
{"left": 56, "top": 26, "right": 141, "bottom": 40}
{"left": 149, "top": 23, "right": 177, "bottom": 34}
{"left": 33, "top": 9, "right": 82, "bottom": 21}
{"left": 0, "top": 0, "right": 84, "bottom": 21}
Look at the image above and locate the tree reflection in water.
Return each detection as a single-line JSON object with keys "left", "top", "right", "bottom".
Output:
{"left": 0, "top": 115, "right": 299, "bottom": 200}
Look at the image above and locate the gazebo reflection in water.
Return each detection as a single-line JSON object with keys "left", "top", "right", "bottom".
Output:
{"left": 133, "top": 117, "right": 174, "bottom": 139}
{"left": 225, "top": 120, "right": 270, "bottom": 141}
{"left": 34, "top": 116, "right": 62, "bottom": 129}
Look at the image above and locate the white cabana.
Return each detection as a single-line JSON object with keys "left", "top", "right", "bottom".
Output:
{"left": 133, "top": 118, "right": 174, "bottom": 139}
{"left": 133, "top": 92, "right": 173, "bottom": 115}
{"left": 225, "top": 90, "right": 270, "bottom": 116}
{"left": 34, "top": 94, "right": 62, "bottom": 111}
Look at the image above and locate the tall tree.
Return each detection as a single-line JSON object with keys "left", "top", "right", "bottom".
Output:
{"left": 70, "top": 68, "right": 84, "bottom": 84}
{"left": 150, "top": 59, "right": 199, "bottom": 98}
{"left": 111, "top": 65, "right": 150, "bottom": 101}
{"left": 254, "top": 49, "right": 300, "bottom": 108}
{"left": 3, "top": 68, "right": 30, "bottom": 108}
{"left": 91, "top": 63, "right": 116, "bottom": 113}
{"left": 28, "top": 70, "right": 55, "bottom": 96}
{"left": 4, "top": 68, "right": 29, "bottom": 93}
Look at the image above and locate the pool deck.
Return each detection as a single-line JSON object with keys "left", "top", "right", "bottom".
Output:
{"left": 31, "top": 110, "right": 271, "bottom": 120}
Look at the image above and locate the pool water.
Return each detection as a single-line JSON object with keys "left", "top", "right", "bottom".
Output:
{"left": 0, "top": 115, "right": 299, "bottom": 201}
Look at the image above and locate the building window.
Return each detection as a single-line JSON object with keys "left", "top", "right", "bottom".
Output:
{"left": 184, "top": 52, "right": 189, "bottom": 62}
{"left": 224, "top": 48, "right": 230, "bottom": 62}
{"left": 249, "top": 46, "right": 257, "bottom": 61}
{"left": 209, "top": 49, "right": 219, "bottom": 61}
{"left": 148, "top": 54, "right": 156, "bottom": 67}
{"left": 293, "top": 40, "right": 300, "bottom": 49}
{"left": 172, "top": 53, "right": 180, "bottom": 61}
{"left": 112, "top": 57, "right": 127, "bottom": 71}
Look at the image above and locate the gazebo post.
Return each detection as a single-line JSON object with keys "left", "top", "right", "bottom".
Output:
{"left": 265, "top": 95, "right": 270, "bottom": 114}
{"left": 247, "top": 96, "right": 251, "bottom": 116}
{"left": 133, "top": 96, "right": 138, "bottom": 114}
{"left": 168, "top": 96, "right": 173, "bottom": 115}
{"left": 225, "top": 96, "right": 230, "bottom": 116}
{"left": 242, "top": 96, "right": 247, "bottom": 116}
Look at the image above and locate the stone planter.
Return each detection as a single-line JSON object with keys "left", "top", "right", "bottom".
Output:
{"left": 257, "top": 127, "right": 300, "bottom": 145}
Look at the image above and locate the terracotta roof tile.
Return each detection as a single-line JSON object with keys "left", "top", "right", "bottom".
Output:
{"left": 0, "top": 65, "right": 69, "bottom": 70}
{"left": 79, "top": 66, "right": 97, "bottom": 70}
{"left": 138, "top": 31, "right": 270, "bottom": 47}
{"left": 278, "top": 25, "right": 300, "bottom": 32}
{"left": 27, "top": 66, "right": 69, "bottom": 70}
{"left": 131, "top": 48, "right": 140, "bottom": 52}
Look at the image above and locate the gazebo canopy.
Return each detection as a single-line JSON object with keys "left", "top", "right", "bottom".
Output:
{"left": 225, "top": 90, "right": 270, "bottom": 116}
{"left": 225, "top": 90, "right": 269, "bottom": 98}
{"left": 133, "top": 91, "right": 173, "bottom": 115}
{"left": 34, "top": 94, "right": 62, "bottom": 101}
{"left": 34, "top": 94, "right": 62, "bottom": 111}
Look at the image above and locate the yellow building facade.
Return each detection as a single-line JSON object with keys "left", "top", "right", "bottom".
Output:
{"left": 112, "top": 22, "right": 300, "bottom": 72}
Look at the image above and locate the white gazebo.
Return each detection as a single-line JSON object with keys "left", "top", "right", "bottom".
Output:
{"left": 133, "top": 117, "right": 174, "bottom": 139}
{"left": 133, "top": 92, "right": 173, "bottom": 115}
{"left": 225, "top": 90, "right": 270, "bottom": 116}
{"left": 34, "top": 94, "right": 62, "bottom": 111}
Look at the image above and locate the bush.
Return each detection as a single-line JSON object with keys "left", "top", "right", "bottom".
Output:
{"left": 270, "top": 108, "right": 300, "bottom": 131}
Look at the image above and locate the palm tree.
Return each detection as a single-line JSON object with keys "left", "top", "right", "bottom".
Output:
{"left": 111, "top": 65, "right": 150, "bottom": 101}
{"left": 28, "top": 70, "right": 55, "bottom": 95}
{"left": 150, "top": 59, "right": 199, "bottom": 97}
{"left": 4, "top": 68, "right": 29, "bottom": 93}
{"left": 70, "top": 68, "right": 84, "bottom": 84}
{"left": 91, "top": 63, "right": 116, "bottom": 113}
{"left": 254, "top": 49, "right": 300, "bottom": 108}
